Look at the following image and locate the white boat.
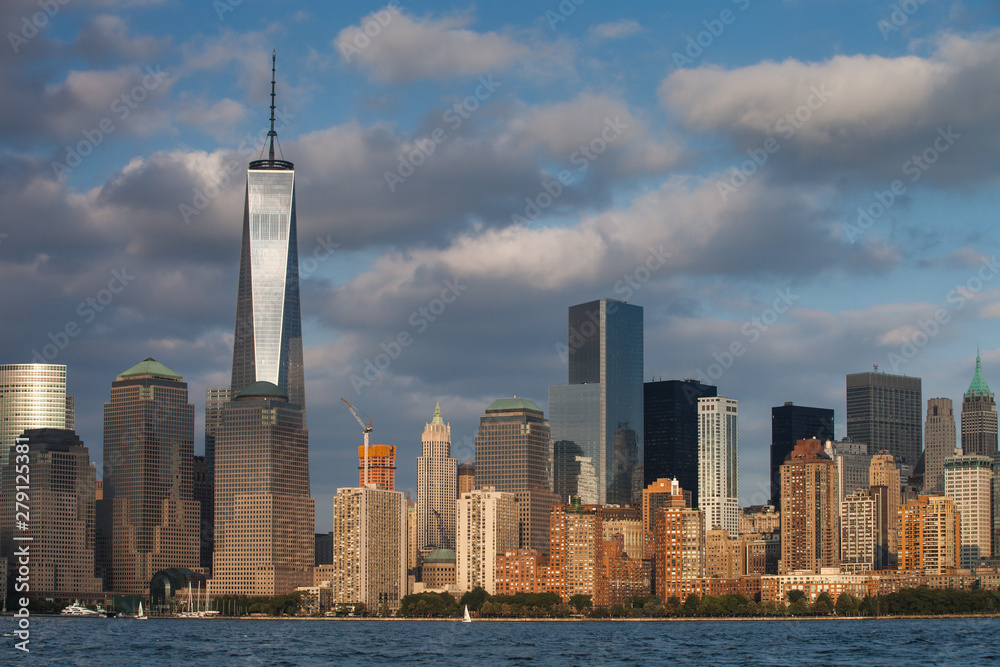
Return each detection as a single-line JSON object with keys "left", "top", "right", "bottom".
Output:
{"left": 136, "top": 601, "right": 148, "bottom": 620}
{"left": 463, "top": 605, "right": 472, "bottom": 623}
{"left": 61, "top": 601, "right": 102, "bottom": 617}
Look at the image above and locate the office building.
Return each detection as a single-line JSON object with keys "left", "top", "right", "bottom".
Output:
{"left": 192, "top": 455, "right": 213, "bottom": 570}
{"left": 944, "top": 453, "right": 993, "bottom": 568}
{"left": 924, "top": 398, "right": 956, "bottom": 493}
{"left": 697, "top": 396, "right": 739, "bottom": 537}
{"left": 899, "top": 495, "right": 961, "bottom": 573}
{"left": 961, "top": 353, "right": 997, "bottom": 457}
{"left": 455, "top": 487, "right": 517, "bottom": 594}
{"left": 643, "top": 379, "right": 716, "bottom": 507}
{"left": 315, "top": 532, "right": 334, "bottom": 566}
{"left": 474, "top": 398, "right": 559, "bottom": 553}
{"left": 212, "top": 381, "right": 313, "bottom": 595}
{"left": 846, "top": 370, "right": 922, "bottom": 468}
{"left": 770, "top": 402, "right": 834, "bottom": 509}
{"left": 229, "top": 54, "right": 305, "bottom": 417}
{"left": 417, "top": 403, "right": 456, "bottom": 551}
{"left": 200, "top": 386, "right": 230, "bottom": 570}
{"left": 553, "top": 439, "right": 598, "bottom": 505}
{"left": 823, "top": 438, "right": 871, "bottom": 505}
{"left": 329, "top": 485, "right": 407, "bottom": 611}
{"left": 0, "top": 363, "right": 74, "bottom": 461}
{"left": 359, "top": 444, "right": 396, "bottom": 490}
{"left": 0, "top": 428, "right": 102, "bottom": 598}
{"left": 779, "top": 439, "right": 839, "bottom": 574}
{"left": 869, "top": 453, "right": 900, "bottom": 569}
{"left": 549, "top": 299, "right": 643, "bottom": 506}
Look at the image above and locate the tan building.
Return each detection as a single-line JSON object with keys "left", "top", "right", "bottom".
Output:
{"left": 742, "top": 533, "right": 780, "bottom": 575}
{"left": 779, "top": 439, "right": 839, "bottom": 574}
{"left": 899, "top": 494, "right": 961, "bottom": 573}
{"left": 329, "top": 486, "right": 407, "bottom": 611}
{"left": 456, "top": 487, "right": 517, "bottom": 594}
{"left": 924, "top": 398, "right": 956, "bottom": 492}
{"left": 0, "top": 429, "right": 102, "bottom": 599}
{"left": 706, "top": 528, "right": 741, "bottom": 579}
{"left": 738, "top": 505, "right": 779, "bottom": 536}
{"left": 546, "top": 503, "right": 602, "bottom": 600}
{"left": 457, "top": 460, "right": 475, "bottom": 496}
{"left": 406, "top": 494, "right": 418, "bottom": 574}
{"left": 417, "top": 403, "right": 457, "bottom": 552}
{"left": 653, "top": 491, "right": 705, "bottom": 587}
{"left": 869, "top": 453, "right": 900, "bottom": 568}
{"left": 944, "top": 454, "right": 993, "bottom": 568}
{"left": 601, "top": 506, "right": 643, "bottom": 559}
{"left": 212, "top": 381, "right": 314, "bottom": 596}
{"left": 840, "top": 488, "right": 881, "bottom": 573}
{"left": 97, "top": 358, "right": 201, "bottom": 595}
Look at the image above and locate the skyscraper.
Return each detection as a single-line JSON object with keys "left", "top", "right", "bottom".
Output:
{"left": 846, "top": 370, "right": 922, "bottom": 467}
{"left": 643, "top": 379, "right": 717, "bottom": 507}
{"left": 475, "top": 398, "right": 559, "bottom": 553}
{"left": 212, "top": 381, "right": 314, "bottom": 595}
{"left": 697, "top": 396, "right": 739, "bottom": 537}
{"left": 0, "top": 428, "right": 102, "bottom": 598}
{"left": 97, "top": 358, "right": 201, "bottom": 594}
{"left": 840, "top": 488, "right": 882, "bottom": 573}
{"left": 869, "top": 453, "right": 900, "bottom": 569}
{"left": 924, "top": 397, "right": 956, "bottom": 493}
{"left": 201, "top": 385, "right": 230, "bottom": 570}
{"left": 944, "top": 453, "right": 993, "bottom": 569}
{"left": 455, "top": 487, "right": 517, "bottom": 594}
{"left": 961, "top": 352, "right": 997, "bottom": 457}
{"left": 358, "top": 444, "right": 396, "bottom": 490}
{"left": 549, "top": 299, "right": 643, "bottom": 506}
{"left": 0, "top": 363, "right": 74, "bottom": 459}
{"left": 770, "top": 402, "right": 834, "bottom": 508}
{"left": 204, "top": 386, "right": 231, "bottom": 473}
{"left": 899, "top": 494, "right": 961, "bottom": 573}
{"left": 417, "top": 403, "right": 456, "bottom": 551}
{"left": 779, "top": 439, "right": 839, "bottom": 574}
{"left": 230, "top": 53, "right": 305, "bottom": 417}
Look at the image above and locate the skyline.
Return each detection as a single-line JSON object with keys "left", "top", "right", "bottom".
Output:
{"left": 4, "top": 1, "right": 1000, "bottom": 531}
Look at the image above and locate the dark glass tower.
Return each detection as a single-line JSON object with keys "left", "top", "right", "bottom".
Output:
{"left": 846, "top": 371, "right": 921, "bottom": 467}
{"left": 770, "top": 402, "right": 834, "bottom": 509}
{"left": 550, "top": 299, "right": 643, "bottom": 506}
{"left": 643, "top": 379, "right": 717, "bottom": 508}
{"left": 231, "top": 52, "right": 305, "bottom": 418}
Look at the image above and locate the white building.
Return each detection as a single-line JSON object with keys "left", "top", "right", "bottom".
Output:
{"left": 417, "top": 403, "right": 457, "bottom": 552}
{"left": 455, "top": 487, "right": 517, "bottom": 594}
{"left": 944, "top": 453, "right": 993, "bottom": 568}
{"left": 697, "top": 396, "right": 739, "bottom": 538}
{"left": 840, "top": 488, "right": 881, "bottom": 573}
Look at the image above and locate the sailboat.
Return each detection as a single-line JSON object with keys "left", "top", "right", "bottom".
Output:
{"left": 462, "top": 605, "right": 472, "bottom": 623}
{"left": 136, "top": 600, "right": 148, "bottom": 620}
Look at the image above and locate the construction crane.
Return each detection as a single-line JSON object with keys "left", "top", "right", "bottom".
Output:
{"left": 341, "top": 398, "right": 373, "bottom": 487}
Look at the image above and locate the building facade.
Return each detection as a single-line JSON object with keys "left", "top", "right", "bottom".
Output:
{"left": 924, "top": 397, "right": 956, "bottom": 493}
{"left": 643, "top": 379, "right": 716, "bottom": 507}
{"left": 899, "top": 494, "right": 961, "bottom": 573}
{"left": 456, "top": 487, "right": 517, "bottom": 594}
{"left": 869, "top": 453, "right": 901, "bottom": 569}
{"left": 961, "top": 353, "right": 997, "bottom": 458}
{"left": 944, "top": 453, "right": 993, "bottom": 568}
{"left": 0, "top": 363, "right": 74, "bottom": 464}
{"left": 846, "top": 371, "right": 922, "bottom": 468}
{"left": 358, "top": 444, "right": 396, "bottom": 490}
{"left": 212, "top": 381, "right": 313, "bottom": 596}
{"left": 840, "top": 488, "right": 881, "bottom": 573}
{"left": 97, "top": 358, "right": 201, "bottom": 595}
{"left": 697, "top": 396, "right": 739, "bottom": 537}
{"left": 654, "top": 498, "right": 706, "bottom": 586}
{"left": 779, "top": 439, "right": 839, "bottom": 574}
{"left": 457, "top": 460, "right": 475, "bottom": 496}
{"left": 770, "top": 402, "right": 835, "bottom": 509}
{"left": 417, "top": 403, "right": 457, "bottom": 552}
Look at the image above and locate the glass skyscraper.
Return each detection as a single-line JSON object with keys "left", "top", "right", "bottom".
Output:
{"left": 770, "top": 402, "right": 834, "bottom": 509}
{"left": 549, "top": 299, "right": 643, "bottom": 506}
{"left": 230, "top": 54, "right": 305, "bottom": 417}
{"left": 846, "top": 370, "right": 922, "bottom": 467}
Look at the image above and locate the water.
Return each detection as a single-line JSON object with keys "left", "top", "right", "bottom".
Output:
{"left": 2, "top": 616, "right": 997, "bottom": 665}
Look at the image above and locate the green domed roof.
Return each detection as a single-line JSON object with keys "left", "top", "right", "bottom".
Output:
{"left": 485, "top": 397, "right": 542, "bottom": 413}
{"left": 235, "top": 381, "right": 287, "bottom": 400}
{"left": 424, "top": 548, "right": 456, "bottom": 563}
{"left": 117, "top": 357, "right": 182, "bottom": 381}
{"left": 966, "top": 351, "right": 994, "bottom": 399}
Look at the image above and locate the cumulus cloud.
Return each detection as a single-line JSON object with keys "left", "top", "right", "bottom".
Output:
{"left": 588, "top": 19, "right": 642, "bottom": 42}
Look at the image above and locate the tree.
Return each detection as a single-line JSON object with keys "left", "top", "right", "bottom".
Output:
{"left": 460, "top": 587, "right": 489, "bottom": 612}
{"left": 786, "top": 590, "right": 806, "bottom": 603}
{"left": 812, "top": 593, "right": 833, "bottom": 616}
{"left": 682, "top": 594, "right": 701, "bottom": 617}
{"left": 570, "top": 594, "right": 593, "bottom": 611}
{"left": 835, "top": 593, "right": 860, "bottom": 616}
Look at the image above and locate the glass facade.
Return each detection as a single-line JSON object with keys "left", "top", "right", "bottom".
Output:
{"left": 769, "top": 403, "right": 834, "bottom": 508}
{"left": 231, "top": 165, "right": 305, "bottom": 419}
{"left": 550, "top": 384, "right": 600, "bottom": 504}
{"left": 552, "top": 299, "right": 643, "bottom": 506}
{"left": 0, "top": 363, "right": 73, "bottom": 459}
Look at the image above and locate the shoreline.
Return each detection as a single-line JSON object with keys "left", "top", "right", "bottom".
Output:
{"left": 27, "top": 613, "right": 1000, "bottom": 622}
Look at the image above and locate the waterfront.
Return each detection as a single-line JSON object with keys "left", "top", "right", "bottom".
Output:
{"left": 2, "top": 616, "right": 997, "bottom": 665}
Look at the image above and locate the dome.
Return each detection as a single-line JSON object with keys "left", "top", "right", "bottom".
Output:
{"left": 235, "top": 381, "right": 288, "bottom": 401}
{"left": 424, "top": 548, "right": 456, "bottom": 564}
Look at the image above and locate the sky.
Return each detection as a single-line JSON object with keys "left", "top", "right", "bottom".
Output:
{"left": 5, "top": 0, "right": 1000, "bottom": 531}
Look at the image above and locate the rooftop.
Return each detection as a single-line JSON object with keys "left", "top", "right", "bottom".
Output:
{"left": 116, "top": 357, "right": 182, "bottom": 381}
{"left": 485, "top": 397, "right": 543, "bottom": 414}
{"left": 235, "top": 381, "right": 288, "bottom": 401}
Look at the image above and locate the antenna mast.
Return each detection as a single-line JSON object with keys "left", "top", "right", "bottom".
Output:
{"left": 268, "top": 50, "right": 277, "bottom": 161}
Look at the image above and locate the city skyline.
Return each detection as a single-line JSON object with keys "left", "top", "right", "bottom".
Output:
{"left": 5, "top": 1, "right": 1000, "bottom": 532}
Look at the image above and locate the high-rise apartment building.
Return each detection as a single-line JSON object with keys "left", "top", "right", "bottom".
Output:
{"left": 770, "top": 403, "right": 834, "bottom": 509}
{"left": 457, "top": 460, "right": 475, "bottom": 496}
{"left": 697, "top": 396, "right": 739, "bottom": 537}
{"left": 455, "top": 487, "right": 517, "bottom": 594}
{"left": 823, "top": 438, "right": 871, "bottom": 505}
{"left": 97, "top": 358, "right": 201, "bottom": 594}
{"left": 230, "top": 54, "right": 305, "bottom": 417}
{"left": 924, "top": 397, "right": 956, "bottom": 493}
{"left": 358, "top": 444, "right": 396, "bottom": 490}
{"left": 0, "top": 363, "right": 74, "bottom": 460}
{"left": 474, "top": 398, "right": 559, "bottom": 553}
{"left": 846, "top": 370, "right": 922, "bottom": 467}
{"left": 417, "top": 403, "right": 456, "bottom": 551}
{"left": 706, "top": 528, "right": 742, "bottom": 579}
{"left": 961, "top": 353, "right": 997, "bottom": 458}
{"left": 944, "top": 453, "right": 993, "bottom": 568}
{"left": 779, "top": 439, "right": 839, "bottom": 574}
{"left": 601, "top": 506, "right": 643, "bottom": 560}
{"left": 899, "top": 494, "right": 961, "bottom": 573}
{"left": 840, "top": 488, "right": 881, "bottom": 573}
{"left": 329, "top": 485, "right": 407, "bottom": 611}
{"left": 869, "top": 453, "right": 900, "bottom": 569}
{"left": 653, "top": 490, "right": 705, "bottom": 585}
{"left": 546, "top": 503, "right": 602, "bottom": 601}
{"left": 549, "top": 299, "right": 643, "bottom": 506}
{"left": 643, "top": 379, "right": 716, "bottom": 507}
{"left": 212, "top": 381, "right": 314, "bottom": 595}
{"left": 0, "top": 428, "right": 102, "bottom": 598}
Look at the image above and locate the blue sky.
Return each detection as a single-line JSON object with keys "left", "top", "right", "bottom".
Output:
{"left": 4, "top": 0, "right": 1000, "bottom": 530}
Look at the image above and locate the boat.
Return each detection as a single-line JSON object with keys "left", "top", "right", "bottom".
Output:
{"left": 463, "top": 605, "right": 472, "bottom": 623}
{"left": 136, "top": 601, "right": 148, "bottom": 620}
{"left": 61, "top": 601, "right": 103, "bottom": 617}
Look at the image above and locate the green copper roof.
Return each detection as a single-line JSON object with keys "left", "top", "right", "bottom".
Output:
{"left": 235, "top": 381, "right": 287, "bottom": 400}
{"left": 424, "top": 548, "right": 456, "bottom": 563}
{"left": 431, "top": 402, "right": 445, "bottom": 425}
{"left": 966, "top": 351, "right": 994, "bottom": 399}
{"left": 116, "top": 357, "right": 182, "bottom": 381}
{"left": 485, "top": 397, "right": 543, "bottom": 413}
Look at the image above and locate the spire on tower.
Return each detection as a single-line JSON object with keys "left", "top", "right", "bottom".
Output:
{"left": 268, "top": 49, "right": 277, "bottom": 162}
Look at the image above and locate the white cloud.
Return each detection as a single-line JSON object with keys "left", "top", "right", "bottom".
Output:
{"left": 588, "top": 19, "right": 641, "bottom": 42}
